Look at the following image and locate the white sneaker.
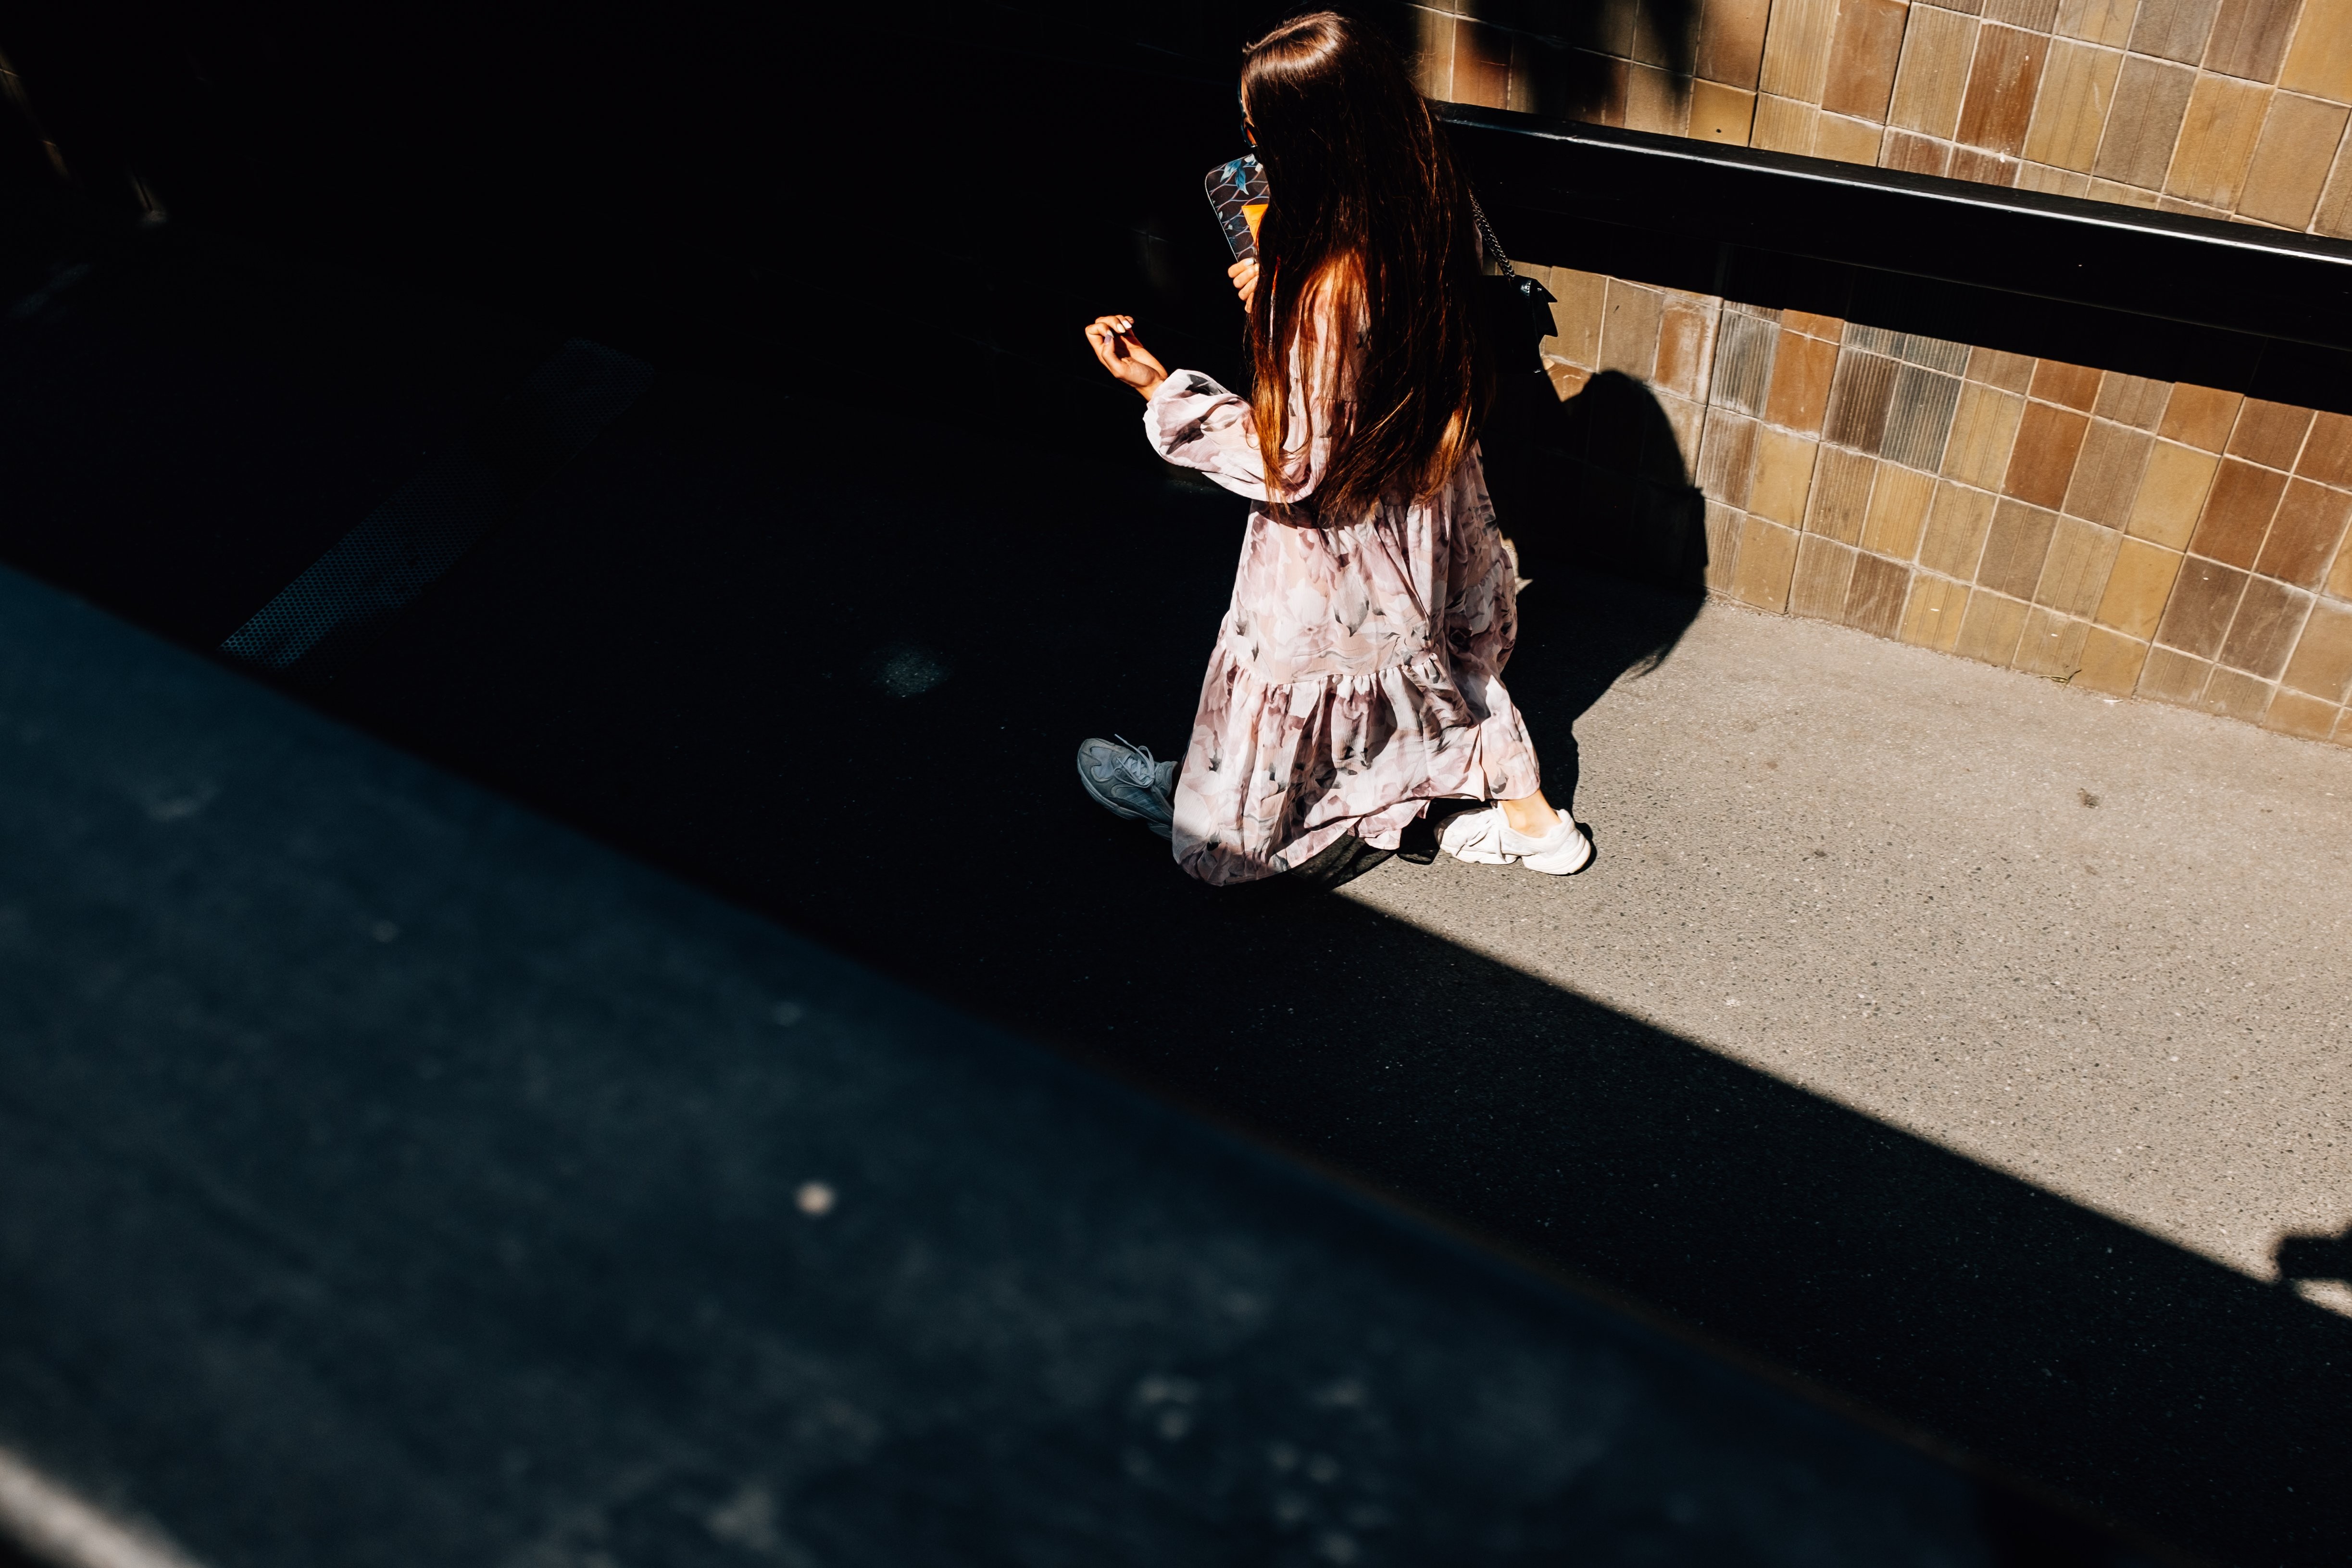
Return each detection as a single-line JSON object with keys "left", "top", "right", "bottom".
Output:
{"left": 1076, "top": 736, "right": 1175, "bottom": 839}
{"left": 1437, "top": 806, "right": 1514, "bottom": 865}
{"left": 1501, "top": 807, "right": 1593, "bottom": 875}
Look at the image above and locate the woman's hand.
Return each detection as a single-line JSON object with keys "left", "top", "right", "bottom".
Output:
{"left": 1084, "top": 315, "right": 1169, "bottom": 399}
{"left": 1229, "top": 258, "right": 1258, "bottom": 311}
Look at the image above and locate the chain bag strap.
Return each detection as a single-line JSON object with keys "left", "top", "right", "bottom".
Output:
{"left": 1469, "top": 190, "right": 1516, "bottom": 278}
{"left": 1467, "top": 188, "right": 1555, "bottom": 366}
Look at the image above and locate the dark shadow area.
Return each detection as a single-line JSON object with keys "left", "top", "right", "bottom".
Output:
{"left": 2275, "top": 1226, "right": 2352, "bottom": 1289}
{"left": 1481, "top": 364, "right": 1707, "bottom": 808}
{"left": 1513, "top": 367, "right": 1710, "bottom": 593}
{"left": 0, "top": 555, "right": 2065, "bottom": 1568}
{"left": 0, "top": 11, "right": 2344, "bottom": 1565}
{"left": 111, "top": 364, "right": 2336, "bottom": 1563}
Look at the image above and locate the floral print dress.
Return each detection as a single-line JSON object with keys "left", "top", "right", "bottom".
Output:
{"left": 1144, "top": 310, "right": 1544, "bottom": 886}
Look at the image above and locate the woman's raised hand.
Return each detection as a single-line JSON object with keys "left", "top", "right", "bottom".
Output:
{"left": 1084, "top": 315, "right": 1169, "bottom": 399}
{"left": 1228, "top": 258, "right": 1258, "bottom": 311}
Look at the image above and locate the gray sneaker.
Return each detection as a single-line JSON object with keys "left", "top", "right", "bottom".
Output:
{"left": 1076, "top": 736, "right": 1175, "bottom": 839}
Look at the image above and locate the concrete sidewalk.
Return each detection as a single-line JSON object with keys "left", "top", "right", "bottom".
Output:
{"left": 1348, "top": 596, "right": 2352, "bottom": 1310}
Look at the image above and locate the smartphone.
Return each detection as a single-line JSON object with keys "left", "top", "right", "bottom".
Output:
{"left": 1205, "top": 154, "right": 1270, "bottom": 262}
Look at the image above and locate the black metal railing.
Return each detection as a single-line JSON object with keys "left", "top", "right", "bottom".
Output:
{"left": 1441, "top": 102, "right": 2352, "bottom": 411}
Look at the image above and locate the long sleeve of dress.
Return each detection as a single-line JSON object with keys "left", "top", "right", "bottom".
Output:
{"left": 1143, "top": 312, "right": 1342, "bottom": 505}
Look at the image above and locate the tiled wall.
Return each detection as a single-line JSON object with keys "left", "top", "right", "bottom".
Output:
{"left": 1414, "top": 0, "right": 2352, "bottom": 233}
{"left": 1523, "top": 263, "right": 2352, "bottom": 743}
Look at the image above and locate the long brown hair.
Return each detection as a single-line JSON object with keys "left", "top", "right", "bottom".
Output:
{"left": 1240, "top": 12, "right": 1491, "bottom": 523}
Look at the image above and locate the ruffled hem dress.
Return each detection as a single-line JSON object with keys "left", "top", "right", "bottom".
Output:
{"left": 1145, "top": 325, "right": 1544, "bottom": 886}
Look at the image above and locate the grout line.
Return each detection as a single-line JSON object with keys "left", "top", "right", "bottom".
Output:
{"left": 0, "top": 1449, "right": 204, "bottom": 1568}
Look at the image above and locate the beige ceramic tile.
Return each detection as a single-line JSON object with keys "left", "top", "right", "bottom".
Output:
{"left": 2094, "top": 371, "right": 2173, "bottom": 429}
{"left": 1705, "top": 500, "right": 1746, "bottom": 594}
{"left": 1966, "top": 346, "right": 2038, "bottom": 392}
{"left": 2263, "top": 687, "right": 2343, "bottom": 736}
{"left": 1843, "top": 551, "right": 1914, "bottom": 637}
{"left": 1450, "top": 18, "right": 1514, "bottom": 108}
{"left": 1600, "top": 279, "right": 1664, "bottom": 377}
{"left": 2025, "top": 40, "right": 2126, "bottom": 169}
{"left": 1751, "top": 427, "right": 1821, "bottom": 523}
{"left": 1806, "top": 444, "right": 1878, "bottom": 542}
{"left": 1919, "top": 481, "right": 1999, "bottom": 577}
{"left": 2160, "top": 383, "right": 2244, "bottom": 449}
{"left": 2165, "top": 74, "right": 2273, "bottom": 206}
{"left": 1627, "top": 63, "right": 1690, "bottom": 134}
{"left": 1862, "top": 462, "right": 1939, "bottom": 558}
{"left": 1956, "top": 589, "right": 2033, "bottom": 663}
{"left": 2057, "top": 0, "right": 2137, "bottom": 46}
{"left": 1783, "top": 309, "right": 1848, "bottom": 340}
{"left": 1790, "top": 534, "right": 1860, "bottom": 619}
{"left": 1765, "top": 329, "right": 1840, "bottom": 431}
{"left": 2074, "top": 625, "right": 2151, "bottom": 691}
{"left": 1699, "top": 0, "right": 1777, "bottom": 88}
{"left": 2137, "top": 643, "right": 2214, "bottom": 702}
{"left": 2281, "top": 595, "right": 2352, "bottom": 700}
{"left": 1951, "top": 147, "right": 2025, "bottom": 183}
{"left": 1889, "top": 5, "right": 1982, "bottom": 138}
{"left": 2125, "top": 442, "right": 2222, "bottom": 547}
{"left": 1691, "top": 79, "right": 1761, "bottom": 142}
{"left": 1700, "top": 410, "right": 1763, "bottom": 506}
{"left": 2030, "top": 357, "right": 2104, "bottom": 410}
{"left": 1883, "top": 126, "right": 1958, "bottom": 173}
{"left": 2094, "top": 537, "right": 2189, "bottom": 637}
{"left": 1730, "top": 515, "right": 1802, "bottom": 609}
{"left": 1547, "top": 361, "right": 1594, "bottom": 401}
{"left": 1900, "top": 572, "right": 1973, "bottom": 650}
{"left": 2280, "top": 0, "right": 2352, "bottom": 102}
{"left": 2087, "top": 176, "right": 2170, "bottom": 205}
{"left": 2015, "top": 605, "right": 2094, "bottom": 676}
{"left": 1823, "top": 0, "right": 1912, "bottom": 121}
{"left": 2237, "top": 92, "right": 2350, "bottom": 225}
{"left": 1753, "top": 93, "right": 1824, "bottom": 152}
{"left": 1761, "top": 0, "right": 1841, "bottom": 101}
{"left": 2331, "top": 532, "right": 2352, "bottom": 595}
{"left": 1816, "top": 112, "right": 1889, "bottom": 163}
{"left": 1541, "top": 268, "right": 1609, "bottom": 368}
{"left": 2316, "top": 151, "right": 2352, "bottom": 235}
{"left": 1654, "top": 295, "right": 1721, "bottom": 399}
{"left": 2002, "top": 401, "right": 2090, "bottom": 509}
{"left": 2095, "top": 55, "right": 2199, "bottom": 188}
{"left": 2130, "top": 0, "right": 2227, "bottom": 65}
{"left": 1957, "top": 24, "right": 2051, "bottom": 156}
{"left": 1943, "top": 382, "right": 2028, "bottom": 487}
{"left": 1413, "top": 8, "right": 1458, "bottom": 99}
{"left": 2015, "top": 160, "right": 2097, "bottom": 193}
{"left": 2202, "top": 666, "right": 2276, "bottom": 720}
{"left": 2206, "top": 0, "right": 2304, "bottom": 83}
{"left": 2036, "top": 514, "right": 2126, "bottom": 615}
{"left": 1978, "top": 498, "right": 2063, "bottom": 597}
{"left": 2189, "top": 457, "right": 2290, "bottom": 568}
{"left": 2064, "top": 419, "right": 2156, "bottom": 525}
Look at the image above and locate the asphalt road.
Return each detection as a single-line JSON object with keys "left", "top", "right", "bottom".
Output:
{"left": 1342, "top": 595, "right": 2352, "bottom": 1315}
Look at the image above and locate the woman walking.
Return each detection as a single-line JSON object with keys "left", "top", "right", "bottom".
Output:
{"left": 1077, "top": 11, "right": 1588, "bottom": 887}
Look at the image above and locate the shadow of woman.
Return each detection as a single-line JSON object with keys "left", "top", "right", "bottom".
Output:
{"left": 1482, "top": 367, "right": 1709, "bottom": 817}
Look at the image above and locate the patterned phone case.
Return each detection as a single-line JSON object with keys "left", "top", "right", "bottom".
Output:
{"left": 1205, "top": 154, "right": 1270, "bottom": 262}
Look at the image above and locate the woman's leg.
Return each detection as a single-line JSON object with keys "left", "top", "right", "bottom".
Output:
{"left": 1498, "top": 789, "right": 1557, "bottom": 836}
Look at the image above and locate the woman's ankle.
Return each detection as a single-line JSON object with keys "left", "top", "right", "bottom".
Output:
{"left": 1498, "top": 792, "right": 1555, "bottom": 837}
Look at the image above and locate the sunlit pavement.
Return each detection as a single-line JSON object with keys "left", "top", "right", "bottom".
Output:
{"left": 1347, "top": 595, "right": 2352, "bottom": 1310}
